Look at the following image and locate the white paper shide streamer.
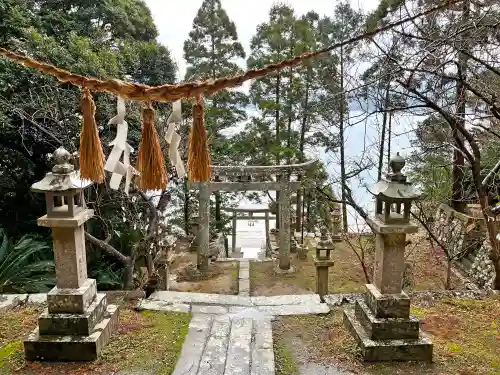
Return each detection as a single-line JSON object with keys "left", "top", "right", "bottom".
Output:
{"left": 104, "top": 97, "right": 139, "bottom": 194}
{"left": 165, "top": 100, "right": 185, "bottom": 178}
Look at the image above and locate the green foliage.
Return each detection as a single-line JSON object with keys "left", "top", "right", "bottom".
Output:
{"left": 183, "top": 0, "right": 250, "bottom": 232}
{"left": 0, "top": 228, "right": 54, "bottom": 293}
{"left": 0, "top": 0, "right": 175, "bottom": 240}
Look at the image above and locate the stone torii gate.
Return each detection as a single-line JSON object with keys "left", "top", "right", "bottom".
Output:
{"left": 190, "top": 160, "right": 317, "bottom": 272}
{"left": 225, "top": 207, "right": 273, "bottom": 255}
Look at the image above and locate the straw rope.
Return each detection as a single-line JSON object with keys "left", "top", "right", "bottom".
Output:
{"left": 0, "top": 0, "right": 458, "bottom": 102}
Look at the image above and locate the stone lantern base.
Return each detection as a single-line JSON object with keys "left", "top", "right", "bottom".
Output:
{"left": 343, "top": 284, "right": 433, "bottom": 362}
{"left": 24, "top": 279, "right": 119, "bottom": 361}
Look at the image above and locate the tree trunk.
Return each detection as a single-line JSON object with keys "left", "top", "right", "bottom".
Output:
{"left": 339, "top": 45, "right": 348, "bottom": 233}
{"left": 377, "top": 82, "right": 391, "bottom": 180}
{"left": 296, "top": 69, "right": 311, "bottom": 232}
{"left": 123, "top": 255, "right": 136, "bottom": 290}
{"left": 445, "top": 259, "right": 452, "bottom": 290}
{"left": 183, "top": 178, "right": 190, "bottom": 236}
{"left": 451, "top": 0, "right": 469, "bottom": 213}
{"left": 275, "top": 73, "right": 281, "bottom": 229}
{"left": 387, "top": 110, "right": 392, "bottom": 170}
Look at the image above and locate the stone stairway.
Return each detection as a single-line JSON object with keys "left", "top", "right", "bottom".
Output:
{"left": 172, "top": 314, "right": 274, "bottom": 375}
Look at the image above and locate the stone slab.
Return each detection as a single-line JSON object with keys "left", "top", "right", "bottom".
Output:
{"left": 24, "top": 304, "right": 119, "bottom": 361}
{"left": 136, "top": 300, "right": 191, "bottom": 313}
{"left": 47, "top": 278, "right": 97, "bottom": 314}
{"left": 323, "top": 293, "right": 364, "bottom": 306}
{"left": 224, "top": 318, "right": 252, "bottom": 375}
{"left": 228, "top": 307, "right": 274, "bottom": 321}
{"left": 37, "top": 209, "right": 94, "bottom": 228}
{"left": 149, "top": 291, "right": 252, "bottom": 306}
{"left": 27, "top": 294, "right": 47, "bottom": 305}
{"left": 239, "top": 279, "right": 250, "bottom": 296}
{"left": 239, "top": 268, "right": 250, "bottom": 280}
{"left": 343, "top": 306, "right": 432, "bottom": 362}
{"left": 251, "top": 294, "right": 321, "bottom": 306}
{"left": 273, "top": 265, "right": 295, "bottom": 274}
{"left": 355, "top": 300, "right": 419, "bottom": 340}
{"left": 367, "top": 288, "right": 410, "bottom": 318}
{"left": 239, "top": 260, "right": 250, "bottom": 269}
{"left": 38, "top": 293, "right": 107, "bottom": 336}
{"left": 251, "top": 318, "right": 275, "bottom": 375}
{"left": 365, "top": 284, "right": 410, "bottom": 319}
{"left": 191, "top": 304, "right": 228, "bottom": 315}
{"left": 0, "top": 294, "right": 27, "bottom": 311}
{"left": 172, "top": 315, "right": 214, "bottom": 375}
{"left": 198, "top": 315, "right": 231, "bottom": 375}
{"left": 367, "top": 218, "right": 419, "bottom": 234}
{"left": 257, "top": 303, "right": 330, "bottom": 316}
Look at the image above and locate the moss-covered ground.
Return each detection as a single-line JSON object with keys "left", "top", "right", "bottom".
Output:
{"left": 273, "top": 295, "right": 500, "bottom": 375}
{"left": 0, "top": 303, "right": 190, "bottom": 375}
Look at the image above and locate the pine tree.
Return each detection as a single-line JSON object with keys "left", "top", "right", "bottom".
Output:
{"left": 314, "top": 2, "right": 364, "bottom": 232}
{"left": 183, "top": 0, "right": 248, "bottom": 232}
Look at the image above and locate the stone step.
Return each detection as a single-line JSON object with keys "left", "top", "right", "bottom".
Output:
{"left": 39, "top": 293, "right": 107, "bottom": 336}
{"left": 343, "top": 306, "right": 433, "bottom": 362}
{"left": 354, "top": 300, "right": 419, "bottom": 341}
{"left": 198, "top": 315, "right": 232, "bottom": 374}
{"left": 251, "top": 318, "right": 275, "bottom": 375}
{"left": 172, "top": 315, "right": 214, "bottom": 375}
{"left": 224, "top": 318, "right": 252, "bottom": 374}
{"left": 173, "top": 314, "right": 274, "bottom": 375}
{"left": 148, "top": 291, "right": 253, "bottom": 307}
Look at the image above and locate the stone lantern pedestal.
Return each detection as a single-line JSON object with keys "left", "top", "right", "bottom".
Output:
{"left": 24, "top": 147, "right": 118, "bottom": 362}
{"left": 343, "top": 153, "right": 433, "bottom": 362}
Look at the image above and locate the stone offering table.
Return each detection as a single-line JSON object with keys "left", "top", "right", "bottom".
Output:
{"left": 343, "top": 153, "right": 433, "bottom": 362}
{"left": 24, "top": 146, "right": 118, "bottom": 361}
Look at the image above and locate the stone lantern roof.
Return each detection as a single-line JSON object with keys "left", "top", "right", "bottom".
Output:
{"left": 369, "top": 153, "right": 420, "bottom": 201}
{"left": 316, "top": 227, "right": 334, "bottom": 251}
{"left": 31, "top": 146, "right": 92, "bottom": 193}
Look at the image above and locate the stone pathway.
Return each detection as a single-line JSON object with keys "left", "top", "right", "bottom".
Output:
{"left": 172, "top": 313, "right": 274, "bottom": 375}
{"left": 138, "top": 283, "right": 330, "bottom": 375}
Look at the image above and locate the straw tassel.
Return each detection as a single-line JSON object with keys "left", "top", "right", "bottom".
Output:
{"left": 188, "top": 95, "right": 212, "bottom": 182}
{"left": 137, "top": 104, "right": 168, "bottom": 191}
{"left": 79, "top": 88, "right": 105, "bottom": 183}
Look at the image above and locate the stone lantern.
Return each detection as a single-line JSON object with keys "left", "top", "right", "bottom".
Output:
{"left": 316, "top": 228, "right": 334, "bottom": 260}
{"left": 331, "top": 205, "right": 342, "bottom": 241}
{"left": 343, "top": 153, "right": 432, "bottom": 362}
{"left": 24, "top": 146, "right": 118, "bottom": 362}
{"left": 313, "top": 227, "right": 335, "bottom": 298}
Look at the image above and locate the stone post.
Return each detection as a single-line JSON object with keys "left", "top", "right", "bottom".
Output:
{"left": 232, "top": 210, "right": 237, "bottom": 253}
{"left": 277, "top": 185, "right": 292, "bottom": 272}
{"left": 198, "top": 182, "right": 210, "bottom": 270}
{"left": 343, "top": 153, "right": 433, "bottom": 362}
{"left": 189, "top": 216, "right": 200, "bottom": 253}
{"left": 313, "top": 228, "right": 335, "bottom": 298}
{"left": 24, "top": 146, "right": 118, "bottom": 361}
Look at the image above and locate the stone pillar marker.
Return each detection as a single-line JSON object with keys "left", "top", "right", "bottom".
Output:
{"left": 343, "top": 153, "right": 433, "bottom": 362}
{"left": 313, "top": 228, "right": 335, "bottom": 298}
{"left": 24, "top": 146, "right": 118, "bottom": 361}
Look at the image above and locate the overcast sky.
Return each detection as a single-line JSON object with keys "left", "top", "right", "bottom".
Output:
{"left": 145, "top": 0, "right": 377, "bottom": 80}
